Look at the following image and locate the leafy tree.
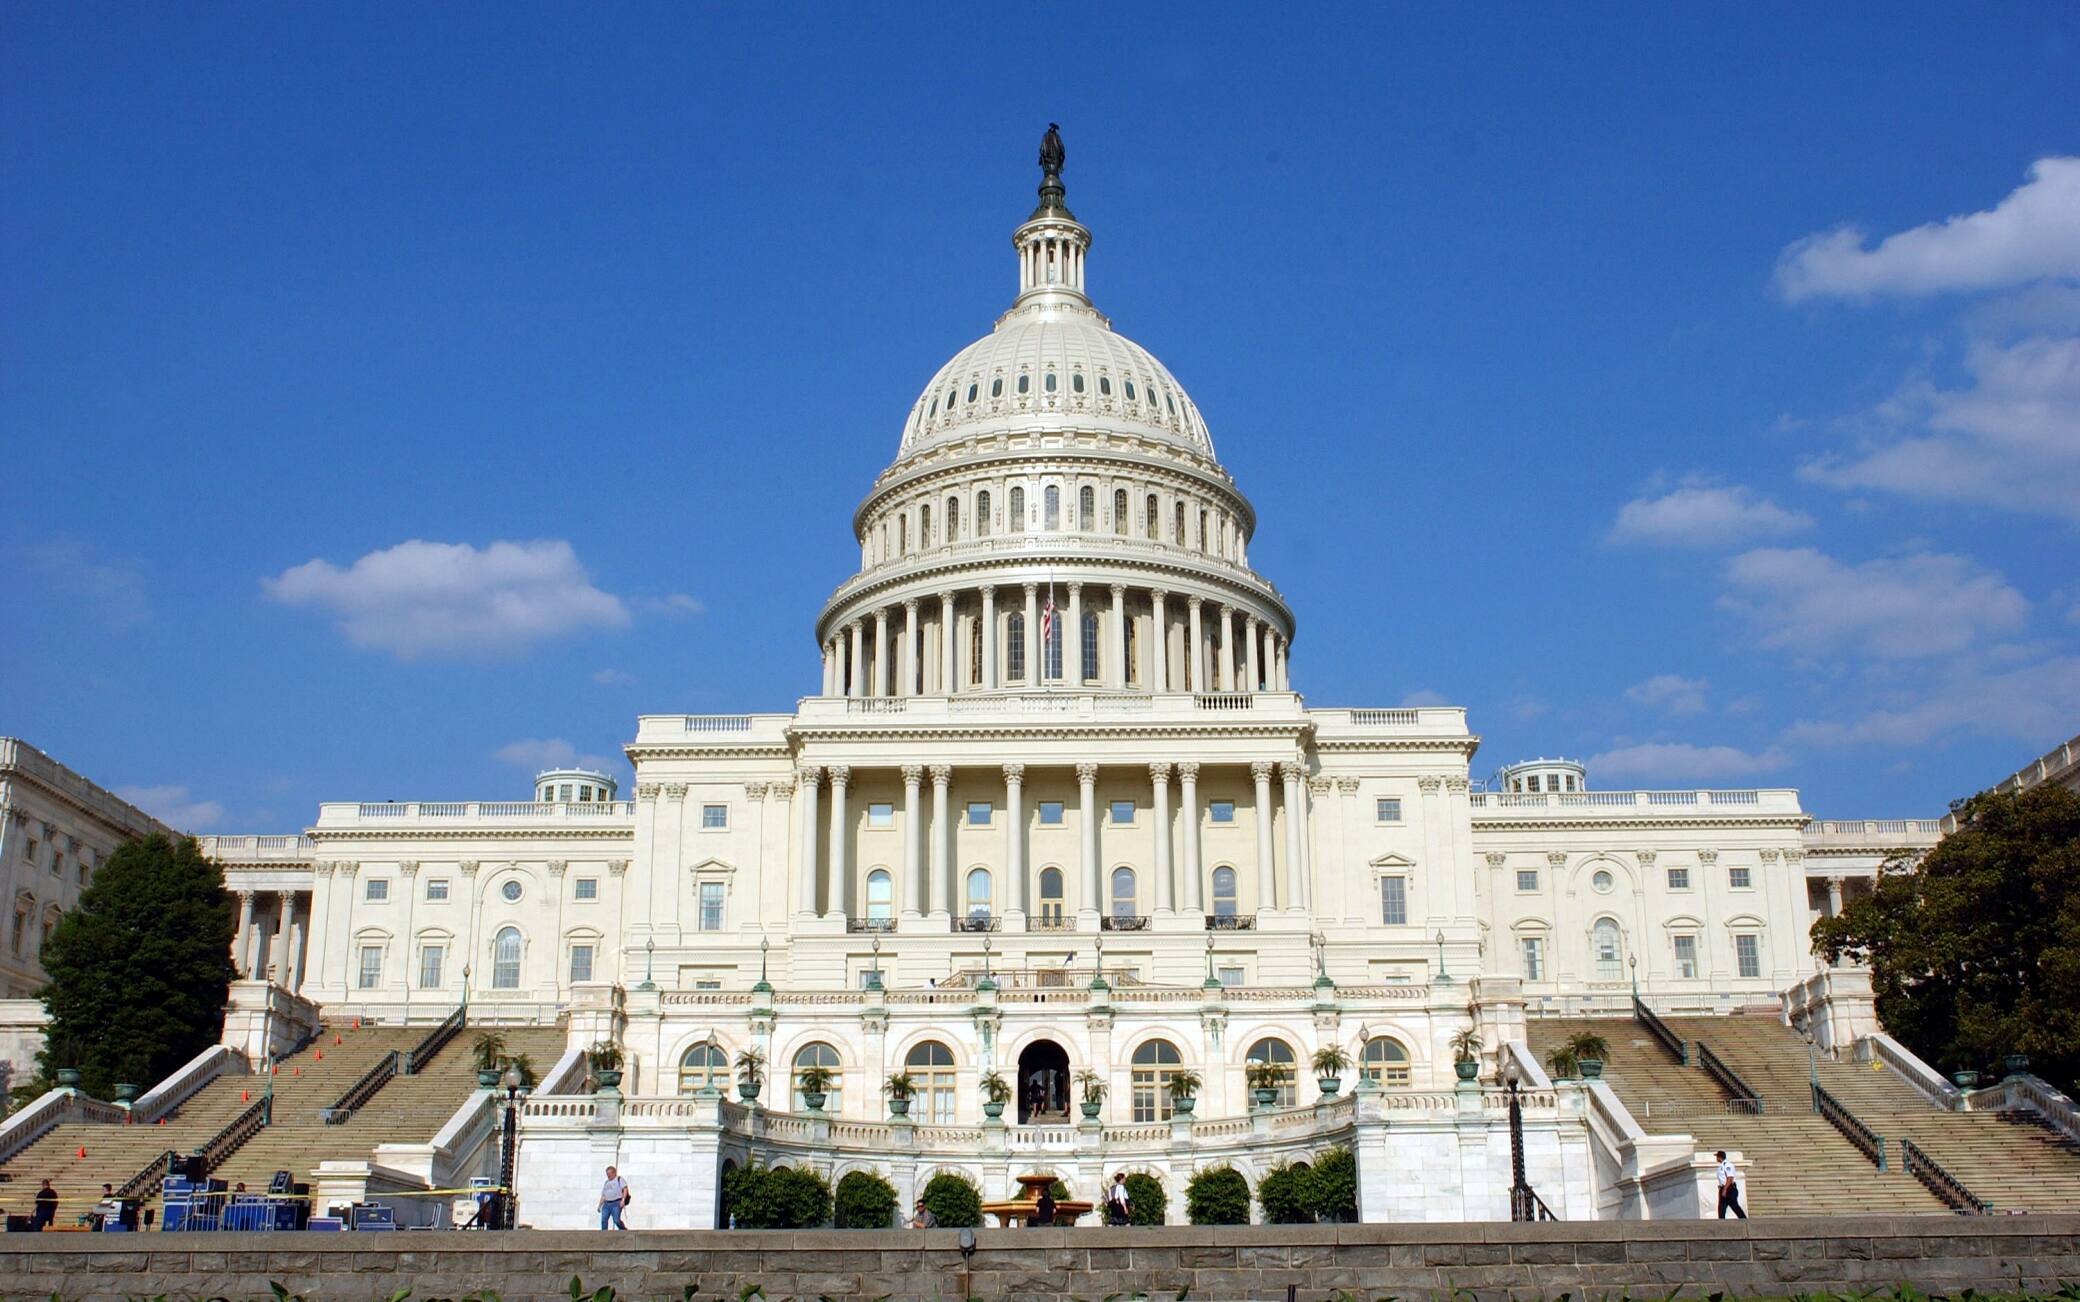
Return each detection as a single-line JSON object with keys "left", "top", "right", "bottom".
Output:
{"left": 723, "top": 1164, "right": 830, "bottom": 1228}
{"left": 1123, "top": 1171, "right": 1166, "bottom": 1225}
{"left": 1305, "top": 1146, "right": 1359, "bottom": 1222}
{"left": 919, "top": 1171, "right": 981, "bottom": 1228}
{"left": 1256, "top": 1162, "right": 1313, "bottom": 1224}
{"left": 1814, "top": 785, "right": 2080, "bottom": 1094}
{"left": 37, "top": 835, "right": 236, "bottom": 1098}
{"left": 1185, "top": 1164, "right": 1250, "bottom": 1225}
{"left": 832, "top": 1170, "right": 897, "bottom": 1229}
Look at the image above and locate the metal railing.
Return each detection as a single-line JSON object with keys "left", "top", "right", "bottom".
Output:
{"left": 115, "top": 1148, "right": 180, "bottom": 1201}
{"left": 1813, "top": 1082, "right": 1886, "bottom": 1169}
{"left": 1205, "top": 914, "right": 1255, "bottom": 930}
{"left": 1510, "top": 1186, "right": 1559, "bottom": 1221}
{"left": 403, "top": 1003, "right": 466, "bottom": 1076}
{"left": 846, "top": 918, "right": 896, "bottom": 933}
{"left": 322, "top": 1050, "right": 399, "bottom": 1124}
{"left": 955, "top": 915, "right": 1000, "bottom": 933}
{"left": 1101, "top": 914, "right": 1151, "bottom": 931}
{"left": 1900, "top": 1137, "right": 1992, "bottom": 1214}
{"left": 1632, "top": 995, "right": 1688, "bottom": 1066}
{"left": 1695, "top": 1042, "right": 1763, "bottom": 1113}
{"left": 195, "top": 1094, "right": 270, "bottom": 1170}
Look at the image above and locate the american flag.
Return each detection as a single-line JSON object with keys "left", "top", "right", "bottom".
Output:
{"left": 1040, "top": 584, "right": 1055, "bottom": 651}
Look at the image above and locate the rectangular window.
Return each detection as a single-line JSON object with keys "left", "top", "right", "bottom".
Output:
{"left": 695, "top": 979, "right": 723, "bottom": 990}
{"left": 867, "top": 802, "right": 894, "bottom": 827}
{"left": 23, "top": 839, "right": 39, "bottom": 868}
{"left": 558, "top": 783, "right": 573, "bottom": 802}
{"left": 701, "top": 804, "right": 728, "bottom": 829}
{"left": 1375, "top": 797, "right": 1402, "bottom": 823}
{"left": 1379, "top": 876, "right": 1407, "bottom": 926}
{"left": 1735, "top": 933, "right": 1761, "bottom": 979}
{"left": 966, "top": 802, "right": 992, "bottom": 827}
{"left": 425, "top": 879, "right": 449, "bottom": 901}
{"left": 357, "top": 946, "right": 383, "bottom": 990}
{"left": 1729, "top": 865, "right": 1753, "bottom": 889}
{"left": 1218, "top": 965, "right": 1245, "bottom": 989}
{"left": 1673, "top": 934, "right": 1699, "bottom": 979}
{"left": 1209, "top": 800, "right": 1235, "bottom": 823}
{"left": 569, "top": 944, "right": 594, "bottom": 983}
{"left": 1007, "top": 624, "right": 1026, "bottom": 681}
{"left": 699, "top": 882, "right": 725, "bottom": 931}
{"left": 1037, "top": 801, "right": 1064, "bottom": 825}
{"left": 1521, "top": 937, "right": 1544, "bottom": 981}
{"left": 419, "top": 945, "right": 444, "bottom": 989}
{"left": 1516, "top": 869, "right": 1539, "bottom": 892}
{"left": 1667, "top": 866, "right": 1691, "bottom": 890}
{"left": 364, "top": 878, "right": 390, "bottom": 902}
{"left": 1109, "top": 800, "right": 1135, "bottom": 824}
{"left": 574, "top": 877, "right": 598, "bottom": 900}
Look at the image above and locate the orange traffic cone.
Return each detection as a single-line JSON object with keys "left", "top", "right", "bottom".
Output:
{"left": 335, "top": 1031, "right": 344, "bottom": 1044}
{"left": 76, "top": 1146, "right": 86, "bottom": 1158}
{"left": 315, "top": 1050, "right": 323, "bottom": 1061}
{"left": 292, "top": 1066, "right": 301, "bottom": 1076}
{"left": 242, "top": 1089, "right": 250, "bottom": 1103}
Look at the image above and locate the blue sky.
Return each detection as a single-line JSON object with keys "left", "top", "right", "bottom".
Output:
{"left": 4, "top": 5, "right": 2077, "bottom": 829}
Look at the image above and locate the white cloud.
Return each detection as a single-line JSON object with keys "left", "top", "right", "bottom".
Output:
{"left": 26, "top": 541, "right": 150, "bottom": 630}
{"left": 1506, "top": 695, "right": 1549, "bottom": 721}
{"left": 1585, "top": 742, "right": 1790, "bottom": 785}
{"left": 262, "top": 539, "right": 630, "bottom": 659}
{"left": 1400, "top": 689, "right": 1451, "bottom": 707}
{"left": 492, "top": 737, "right": 614, "bottom": 773}
{"left": 640, "top": 593, "right": 706, "bottom": 616}
{"left": 115, "top": 784, "right": 225, "bottom": 831}
{"left": 1718, "top": 547, "right": 2028, "bottom": 659}
{"left": 1626, "top": 674, "right": 1709, "bottom": 717}
{"left": 592, "top": 668, "right": 637, "bottom": 687}
{"left": 1608, "top": 484, "right": 1813, "bottom": 549}
{"left": 1776, "top": 157, "right": 2080, "bottom": 301}
{"left": 1786, "top": 655, "right": 2080, "bottom": 749}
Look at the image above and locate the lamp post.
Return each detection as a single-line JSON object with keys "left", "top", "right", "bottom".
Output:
{"left": 639, "top": 938, "right": 656, "bottom": 991}
{"left": 498, "top": 1062, "right": 523, "bottom": 1229}
{"left": 1204, "top": 932, "right": 1218, "bottom": 988}
{"left": 1434, "top": 929, "right": 1452, "bottom": 984}
{"left": 1629, "top": 953, "right": 1638, "bottom": 1009}
{"left": 867, "top": 935, "right": 883, "bottom": 991}
{"left": 1503, "top": 1057, "right": 1535, "bottom": 1221}
{"left": 1800, "top": 1022, "right": 1819, "bottom": 1112}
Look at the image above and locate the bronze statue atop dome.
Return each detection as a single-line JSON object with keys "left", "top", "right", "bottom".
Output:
{"left": 1039, "top": 123, "right": 1065, "bottom": 178}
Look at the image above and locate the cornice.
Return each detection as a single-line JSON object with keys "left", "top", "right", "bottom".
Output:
{"left": 306, "top": 827, "right": 635, "bottom": 844}
{"left": 1470, "top": 814, "right": 1808, "bottom": 833}
{"left": 860, "top": 443, "right": 1254, "bottom": 532}
{"left": 785, "top": 721, "right": 1315, "bottom": 745}
{"left": 1313, "top": 738, "right": 1482, "bottom": 758}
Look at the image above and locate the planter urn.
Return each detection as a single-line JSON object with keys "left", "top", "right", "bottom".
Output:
{"left": 55, "top": 1068, "right": 81, "bottom": 1088}
{"left": 803, "top": 1090, "right": 827, "bottom": 1113}
{"left": 113, "top": 1083, "right": 139, "bottom": 1103}
{"left": 1171, "top": 1095, "right": 1196, "bottom": 1115}
{"left": 593, "top": 1069, "right": 622, "bottom": 1090}
{"left": 738, "top": 1080, "right": 761, "bottom": 1102}
{"left": 1317, "top": 1076, "right": 1342, "bottom": 1097}
{"left": 477, "top": 1069, "right": 501, "bottom": 1088}
{"left": 1080, "top": 1100, "right": 1102, "bottom": 1120}
{"left": 888, "top": 1096, "right": 911, "bottom": 1118}
{"left": 1454, "top": 1059, "right": 1480, "bottom": 1082}
{"left": 982, "top": 1099, "right": 1005, "bottom": 1119}
{"left": 1576, "top": 1058, "right": 1605, "bottom": 1080}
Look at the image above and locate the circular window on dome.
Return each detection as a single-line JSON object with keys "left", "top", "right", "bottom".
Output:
{"left": 1017, "top": 373, "right": 1029, "bottom": 394}
{"left": 501, "top": 880, "right": 523, "bottom": 903}
{"left": 990, "top": 378, "right": 1002, "bottom": 398}
{"left": 1591, "top": 870, "right": 1614, "bottom": 894}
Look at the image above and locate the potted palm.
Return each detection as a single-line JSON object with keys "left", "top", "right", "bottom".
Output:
{"left": 1312, "top": 1045, "right": 1351, "bottom": 1096}
{"left": 1075, "top": 1068, "right": 1107, "bottom": 1120}
{"left": 1166, "top": 1068, "right": 1202, "bottom": 1116}
{"left": 1245, "top": 1059, "right": 1291, "bottom": 1107}
{"left": 471, "top": 1031, "right": 508, "bottom": 1088}
{"left": 980, "top": 1070, "right": 1011, "bottom": 1120}
{"left": 1450, "top": 1028, "right": 1483, "bottom": 1082}
{"left": 735, "top": 1047, "right": 766, "bottom": 1102}
{"left": 1567, "top": 1031, "right": 1610, "bottom": 1080}
{"left": 1544, "top": 1045, "right": 1578, "bottom": 1081}
{"left": 885, "top": 1071, "right": 917, "bottom": 1118}
{"left": 587, "top": 1040, "right": 624, "bottom": 1090}
{"left": 797, "top": 1062, "right": 835, "bottom": 1112}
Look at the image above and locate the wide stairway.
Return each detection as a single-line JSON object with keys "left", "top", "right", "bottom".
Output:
{"left": 1664, "top": 1014, "right": 2080, "bottom": 1215}
{"left": 1528, "top": 1016, "right": 1946, "bottom": 1215}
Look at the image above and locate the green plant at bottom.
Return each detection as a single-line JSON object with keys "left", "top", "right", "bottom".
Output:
{"left": 1123, "top": 1170, "right": 1166, "bottom": 1225}
{"left": 833, "top": 1169, "right": 898, "bottom": 1229}
{"left": 1306, "top": 1145, "right": 1359, "bottom": 1222}
{"left": 1256, "top": 1160, "right": 1313, "bottom": 1224}
{"left": 919, "top": 1169, "right": 982, "bottom": 1227}
{"left": 1184, "top": 1163, "right": 1250, "bottom": 1225}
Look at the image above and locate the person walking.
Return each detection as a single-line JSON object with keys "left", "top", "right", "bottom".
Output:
{"left": 32, "top": 1179, "right": 58, "bottom": 1229}
{"left": 1105, "top": 1172, "right": 1130, "bottom": 1226}
{"left": 598, "top": 1165, "right": 631, "bottom": 1229}
{"left": 1715, "top": 1150, "right": 1746, "bottom": 1219}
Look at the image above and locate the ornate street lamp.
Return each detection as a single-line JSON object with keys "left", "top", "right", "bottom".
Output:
{"left": 639, "top": 938, "right": 656, "bottom": 991}
{"left": 1503, "top": 1056, "right": 1536, "bottom": 1221}
{"left": 867, "top": 935, "right": 883, "bottom": 991}
{"left": 498, "top": 1062, "right": 525, "bottom": 1229}
{"left": 1434, "top": 929, "right": 1452, "bottom": 984}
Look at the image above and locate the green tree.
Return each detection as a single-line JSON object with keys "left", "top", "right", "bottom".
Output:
{"left": 1814, "top": 785, "right": 2080, "bottom": 1094}
{"left": 1305, "top": 1147, "right": 1359, "bottom": 1222}
{"left": 1122, "top": 1171, "right": 1166, "bottom": 1225}
{"left": 37, "top": 835, "right": 237, "bottom": 1098}
{"left": 919, "top": 1171, "right": 981, "bottom": 1228}
{"left": 723, "top": 1164, "right": 831, "bottom": 1228}
{"left": 1184, "top": 1164, "right": 1250, "bottom": 1225}
{"left": 1255, "top": 1162, "right": 1313, "bottom": 1224}
{"left": 833, "top": 1170, "right": 897, "bottom": 1229}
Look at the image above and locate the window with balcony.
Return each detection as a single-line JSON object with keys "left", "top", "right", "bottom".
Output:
{"left": 1211, "top": 866, "right": 1237, "bottom": 917}
{"left": 1110, "top": 866, "right": 1137, "bottom": 918}
{"left": 1037, "top": 866, "right": 1065, "bottom": 926}
{"left": 865, "top": 869, "right": 893, "bottom": 922}
{"left": 965, "top": 868, "right": 992, "bottom": 922}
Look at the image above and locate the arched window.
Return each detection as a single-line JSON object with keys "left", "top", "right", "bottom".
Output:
{"left": 965, "top": 868, "right": 992, "bottom": 921}
{"left": 968, "top": 619, "right": 983, "bottom": 688}
{"left": 1198, "top": 509, "right": 1208, "bottom": 553}
{"left": 1038, "top": 867, "right": 1065, "bottom": 926}
{"left": 1593, "top": 918, "right": 1623, "bottom": 981}
{"left": 1044, "top": 370, "right": 1058, "bottom": 393}
{"left": 865, "top": 869, "right": 893, "bottom": 921}
{"left": 492, "top": 926, "right": 522, "bottom": 989}
{"left": 946, "top": 496, "right": 960, "bottom": 541}
{"left": 792, "top": 1042, "right": 843, "bottom": 1114}
{"left": 976, "top": 489, "right": 992, "bottom": 537}
{"left": 1246, "top": 1037, "right": 1298, "bottom": 1107}
{"left": 919, "top": 503, "right": 932, "bottom": 547}
{"left": 1174, "top": 502, "right": 1187, "bottom": 544}
{"left": 1043, "top": 608, "right": 1062, "bottom": 680}
{"left": 1080, "top": 610, "right": 1099, "bottom": 682}
{"left": 1043, "top": 485, "right": 1060, "bottom": 531}
{"left": 678, "top": 1041, "right": 728, "bottom": 1094}
{"left": 1007, "top": 611, "right": 1027, "bottom": 681}
{"left": 1360, "top": 1036, "right": 1412, "bottom": 1088}
{"left": 1211, "top": 866, "right": 1238, "bottom": 918}
{"left": 1130, "top": 1039, "right": 1182, "bottom": 1122}
{"left": 1017, "top": 372, "right": 1030, "bottom": 395}
{"left": 1146, "top": 494, "right": 1159, "bottom": 539}
{"left": 1124, "top": 615, "right": 1139, "bottom": 685}
{"left": 1009, "top": 486, "right": 1025, "bottom": 531}
{"left": 1078, "top": 485, "right": 1094, "bottom": 531}
{"left": 1111, "top": 867, "right": 1137, "bottom": 919}
{"left": 1113, "top": 488, "right": 1128, "bottom": 535}
{"left": 905, "top": 1041, "right": 957, "bottom": 1123}
{"left": 898, "top": 517, "right": 908, "bottom": 556}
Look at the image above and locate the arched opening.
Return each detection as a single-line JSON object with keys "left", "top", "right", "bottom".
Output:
{"left": 492, "top": 926, "right": 522, "bottom": 989}
{"left": 1246, "top": 1036, "right": 1298, "bottom": 1107}
{"left": 717, "top": 1158, "right": 738, "bottom": 1228}
{"left": 1593, "top": 917, "right": 1624, "bottom": 981}
{"left": 1037, "top": 867, "right": 1065, "bottom": 929}
{"left": 1016, "top": 1039, "right": 1071, "bottom": 1124}
{"left": 792, "top": 1042, "right": 843, "bottom": 1114}
{"left": 1360, "top": 1036, "right": 1411, "bottom": 1088}
{"left": 905, "top": 1041, "right": 957, "bottom": 1123}
{"left": 679, "top": 1041, "right": 727, "bottom": 1094}
{"left": 976, "top": 489, "right": 992, "bottom": 537}
{"left": 1131, "top": 1039, "right": 1183, "bottom": 1121}
{"left": 865, "top": 869, "right": 893, "bottom": 922}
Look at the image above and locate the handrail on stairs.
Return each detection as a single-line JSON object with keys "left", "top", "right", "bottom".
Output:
{"left": 323, "top": 1050, "right": 400, "bottom": 1124}
{"left": 1900, "top": 1136, "right": 1992, "bottom": 1214}
{"left": 1695, "top": 1042, "right": 1764, "bottom": 1113}
{"left": 114, "top": 1148, "right": 180, "bottom": 1201}
{"left": 403, "top": 1003, "right": 467, "bottom": 1076}
{"left": 1813, "top": 1082, "right": 1886, "bottom": 1170}
{"left": 1632, "top": 995, "right": 1688, "bottom": 1065}
{"left": 194, "top": 1093, "right": 271, "bottom": 1171}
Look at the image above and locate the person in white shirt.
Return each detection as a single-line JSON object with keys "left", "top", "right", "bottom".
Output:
{"left": 1714, "top": 1150, "right": 1745, "bottom": 1219}
{"left": 599, "top": 1165, "right": 631, "bottom": 1229}
{"left": 1106, "top": 1172, "right": 1131, "bottom": 1225}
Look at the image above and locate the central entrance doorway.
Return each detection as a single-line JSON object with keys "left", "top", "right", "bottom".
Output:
{"left": 1016, "top": 1039, "right": 1071, "bottom": 1124}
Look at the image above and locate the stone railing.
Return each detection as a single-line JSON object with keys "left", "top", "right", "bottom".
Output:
{"left": 1964, "top": 1072, "right": 2080, "bottom": 1146}
{"left": 133, "top": 1044, "right": 244, "bottom": 1125}
{"left": 0, "top": 1088, "right": 127, "bottom": 1166}
{"left": 1803, "top": 819, "right": 1945, "bottom": 847}
{"left": 1469, "top": 789, "right": 1801, "bottom": 815}
{"left": 793, "top": 691, "right": 1308, "bottom": 726}
{"left": 315, "top": 801, "right": 635, "bottom": 826}
{"left": 1860, "top": 1033, "right": 1962, "bottom": 1111}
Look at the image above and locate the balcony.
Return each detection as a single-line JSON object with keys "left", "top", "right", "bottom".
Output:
{"left": 1205, "top": 914, "right": 1255, "bottom": 930}
{"left": 955, "top": 915, "right": 1001, "bottom": 933}
{"left": 1101, "top": 914, "right": 1150, "bottom": 932}
{"left": 1467, "top": 789, "right": 1804, "bottom": 817}
{"left": 1028, "top": 914, "right": 1076, "bottom": 932}
{"left": 846, "top": 918, "right": 897, "bottom": 934}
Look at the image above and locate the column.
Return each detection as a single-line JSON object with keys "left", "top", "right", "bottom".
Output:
{"left": 981, "top": 586, "right": 998, "bottom": 690}
{"left": 873, "top": 609, "right": 890, "bottom": 697}
{"left": 1150, "top": 590, "right": 1170, "bottom": 692}
{"left": 1218, "top": 606, "right": 1237, "bottom": 692}
{"left": 796, "top": 766, "right": 821, "bottom": 915}
{"left": 1826, "top": 876, "right": 1844, "bottom": 918}
{"left": 1077, "top": 762, "right": 1100, "bottom": 915}
{"left": 1186, "top": 597, "right": 1204, "bottom": 692}
{"left": 1023, "top": 584, "right": 1039, "bottom": 685}
{"left": 1274, "top": 634, "right": 1288, "bottom": 690}
{"left": 939, "top": 591, "right": 956, "bottom": 695}
{"left": 1110, "top": 585, "right": 1127, "bottom": 687}
{"left": 1178, "top": 763, "right": 1203, "bottom": 913}
{"left": 1281, "top": 761, "right": 1305, "bottom": 915}
{"left": 1004, "top": 764, "right": 1027, "bottom": 915}
{"left": 848, "top": 622, "right": 865, "bottom": 698}
{"left": 1251, "top": 761, "right": 1279, "bottom": 911}
{"left": 235, "top": 891, "right": 256, "bottom": 978}
{"left": 286, "top": 894, "right": 309, "bottom": 993}
{"left": 900, "top": 599, "right": 919, "bottom": 696}
{"left": 1150, "top": 763, "right": 1174, "bottom": 914}
{"left": 1066, "top": 582, "right": 1084, "bottom": 684}
{"left": 274, "top": 893, "right": 295, "bottom": 986}
{"left": 903, "top": 766, "right": 925, "bottom": 914}
{"left": 821, "top": 641, "right": 834, "bottom": 695}
{"left": 1245, "top": 615, "right": 1261, "bottom": 692}
{"left": 1298, "top": 780, "right": 1319, "bottom": 913}
{"left": 827, "top": 766, "right": 851, "bottom": 918}
{"left": 930, "top": 766, "right": 953, "bottom": 917}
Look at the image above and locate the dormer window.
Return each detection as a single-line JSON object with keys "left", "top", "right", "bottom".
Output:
{"left": 990, "top": 377, "right": 1003, "bottom": 398}
{"left": 1044, "top": 371, "right": 1057, "bottom": 392}
{"left": 1099, "top": 376, "right": 1112, "bottom": 396}
{"left": 1072, "top": 371, "right": 1085, "bottom": 393}
{"left": 1017, "top": 373, "right": 1030, "bottom": 394}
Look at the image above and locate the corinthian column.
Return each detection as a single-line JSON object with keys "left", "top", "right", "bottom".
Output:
{"left": 796, "top": 765, "right": 821, "bottom": 915}
{"left": 981, "top": 586, "right": 998, "bottom": 690}
{"left": 1004, "top": 764, "right": 1027, "bottom": 916}
{"left": 1219, "top": 606, "right": 1237, "bottom": 692}
{"left": 1150, "top": 762, "right": 1174, "bottom": 914}
{"left": 1186, "top": 597, "right": 1204, "bottom": 692}
{"left": 939, "top": 590, "right": 957, "bottom": 695}
{"left": 1281, "top": 760, "right": 1305, "bottom": 915}
{"left": 1023, "top": 584, "right": 1039, "bottom": 685}
{"left": 1077, "top": 762, "right": 1100, "bottom": 916}
{"left": 872, "top": 609, "right": 889, "bottom": 697}
{"left": 929, "top": 765, "right": 953, "bottom": 917}
{"left": 848, "top": 621, "right": 865, "bottom": 698}
{"left": 1150, "top": 590, "right": 1170, "bottom": 692}
{"left": 1245, "top": 615, "right": 1261, "bottom": 692}
{"left": 900, "top": 598, "right": 919, "bottom": 697}
{"left": 902, "top": 766, "right": 924, "bottom": 914}
{"left": 1178, "top": 762, "right": 1203, "bottom": 912}
{"left": 827, "top": 765, "right": 851, "bottom": 919}
{"left": 1110, "top": 585, "right": 1128, "bottom": 687}
{"left": 1252, "top": 760, "right": 1279, "bottom": 911}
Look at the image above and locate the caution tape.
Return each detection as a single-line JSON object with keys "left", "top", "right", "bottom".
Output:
{"left": 19, "top": 1186, "right": 508, "bottom": 1208}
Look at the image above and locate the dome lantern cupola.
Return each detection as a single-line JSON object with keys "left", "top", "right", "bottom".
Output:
{"left": 1012, "top": 122, "right": 1091, "bottom": 310}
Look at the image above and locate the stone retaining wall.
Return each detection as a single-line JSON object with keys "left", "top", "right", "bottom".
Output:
{"left": 3, "top": 1215, "right": 2076, "bottom": 1301}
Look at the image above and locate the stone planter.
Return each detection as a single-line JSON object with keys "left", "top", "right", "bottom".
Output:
{"left": 803, "top": 1091, "right": 827, "bottom": 1113}
{"left": 1170, "top": 1095, "right": 1196, "bottom": 1115}
{"left": 593, "top": 1069, "right": 622, "bottom": 1090}
{"left": 477, "top": 1069, "right": 501, "bottom": 1088}
{"left": 1454, "top": 1059, "right": 1480, "bottom": 1082}
{"left": 2003, "top": 1054, "right": 2030, "bottom": 1077}
{"left": 982, "top": 1099, "right": 1005, "bottom": 1119}
{"left": 55, "top": 1068, "right": 80, "bottom": 1088}
{"left": 1576, "top": 1058, "right": 1605, "bottom": 1080}
{"left": 1952, "top": 1071, "right": 1980, "bottom": 1090}
{"left": 1317, "top": 1076, "right": 1341, "bottom": 1097}
{"left": 1251, "top": 1086, "right": 1278, "bottom": 1108}
{"left": 888, "top": 1096, "right": 912, "bottom": 1117}
{"left": 113, "top": 1083, "right": 139, "bottom": 1103}
{"left": 1080, "top": 1100, "right": 1102, "bottom": 1120}
{"left": 738, "top": 1080, "right": 761, "bottom": 1102}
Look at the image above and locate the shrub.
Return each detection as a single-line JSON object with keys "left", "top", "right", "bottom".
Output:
{"left": 1185, "top": 1164, "right": 1250, "bottom": 1225}
{"left": 1256, "top": 1162, "right": 1313, "bottom": 1224}
{"left": 1306, "top": 1147, "right": 1358, "bottom": 1222}
{"left": 833, "top": 1170, "right": 897, "bottom": 1229}
{"left": 920, "top": 1171, "right": 982, "bottom": 1228}
{"left": 1123, "top": 1172, "right": 1166, "bottom": 1225}
{"left": 724, "top": 1164, "right": 831, "bottom": 1228}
